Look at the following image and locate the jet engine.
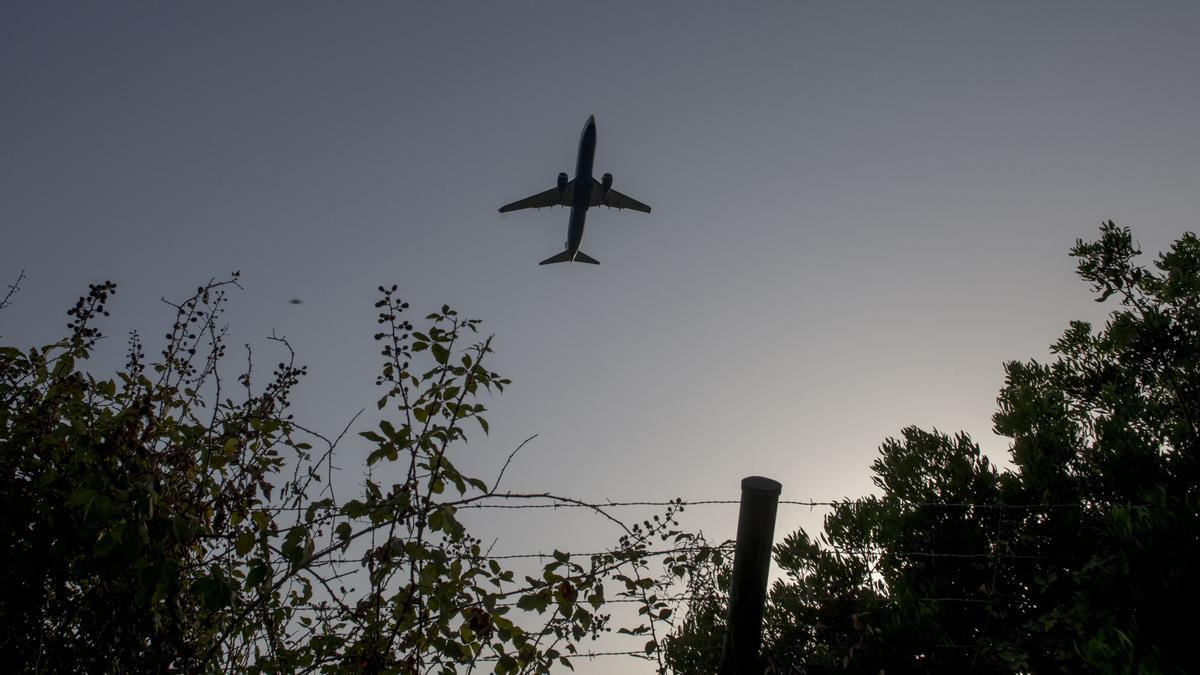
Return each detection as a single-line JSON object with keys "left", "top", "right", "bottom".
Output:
{"left": 557, "top": 172, "right": 568, "bottom": 191}
{"left": 601, "top": 173, "right": 613, "bottom": 193}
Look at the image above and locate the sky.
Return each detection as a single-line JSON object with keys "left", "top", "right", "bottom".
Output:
{"left": 4, "top": 2, "right": 1200, "bottom": 670}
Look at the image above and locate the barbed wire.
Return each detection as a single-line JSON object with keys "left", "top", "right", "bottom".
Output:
{"left": 474, "top": 649, "right": 655, "bottom": 662}
{"left": 452, "top": 497, "right": 1102, "bottom": 510}
{"left": 478, "top": 544, "right": 733, "bottom": 561}
{"left": 290, "top": 593, "right": 713, "bottom": 613}
{"left": 260, "top": 496, "right": 1125, "bottom": 515}
{"left": 291, "top": 591, "right": 1010, "bottom": 613}
{"left": 828, "top": 547, "right": 1054, "bottom": 560}
{"left": 309, "top": 543, "right": 734, "bottom": 568}
{"left": 231, "top": 489, "right": 1121, "bottom": 670}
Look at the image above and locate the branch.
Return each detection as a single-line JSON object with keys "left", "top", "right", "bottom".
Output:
{"left": 0, "top": 268, "right": 25, "bottom": 312}
{"left": 492, "top": 434, "right": 538, "bottom": 492}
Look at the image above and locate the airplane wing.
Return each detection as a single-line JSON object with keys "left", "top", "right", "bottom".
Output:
{"left": 591, "top": 179, "right": 651, "bottom": 213}
{"left": 499, "top": 181, "right": 574, "bottom": 213}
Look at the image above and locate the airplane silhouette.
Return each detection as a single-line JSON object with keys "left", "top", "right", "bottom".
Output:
{"left": 499, "top": 115, "right": 651, "bottom": 265}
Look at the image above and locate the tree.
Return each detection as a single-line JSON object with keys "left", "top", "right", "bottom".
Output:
{"left": 664, "top": 222, "right": 1200, "bottom": 673}
{"left": 0, "top": 276, "right": 715, "bottom": 673}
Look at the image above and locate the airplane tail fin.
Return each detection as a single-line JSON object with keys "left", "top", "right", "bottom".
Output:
{"left": 539, "top": 250, "right": 599, "bottom": 265}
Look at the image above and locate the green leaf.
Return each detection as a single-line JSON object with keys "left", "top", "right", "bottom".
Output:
{"left": 195, "top": 574, "right": 234, "bottom": 611}
{"left": 589, "top": 586, "right": 605, "bottom": 609}
{"left": 246, "top": 561, "right": 268, "bottom": 588}
{"left": 335, "top": 522, "right": 353, "bottom": 546}
{"left": 251, "top": 510, "right": 271, "bottom": 533}
{"left": 431, "top": 343, "right": 450, "bottom": 365}
{"left": 379, "top": 419, "right": 397, "bottom": 439}
{"left": 235, "top": 531, "right": 256, "bottom": 556}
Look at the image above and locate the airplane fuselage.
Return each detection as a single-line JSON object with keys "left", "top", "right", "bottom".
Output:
{"left": 565, "top": 116, "right": 597, "bottom": 255}
{"left": 499, "top": 114, "right": 649, "bottom": 265}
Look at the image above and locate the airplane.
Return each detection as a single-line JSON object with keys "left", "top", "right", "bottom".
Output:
{"left": 499, "top": 115, "right": 651, "bottom": 265}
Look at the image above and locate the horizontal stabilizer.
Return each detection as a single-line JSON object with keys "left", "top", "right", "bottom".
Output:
{"left": 538, "top": 249, "right": 599, "bottom": 265}
{"left": 539, "top": 250, "right": 575, "bottom": 265}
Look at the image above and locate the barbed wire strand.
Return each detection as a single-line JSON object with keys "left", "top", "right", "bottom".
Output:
{"left": 260, "top": 497, "right": 1125, "bottom": 514}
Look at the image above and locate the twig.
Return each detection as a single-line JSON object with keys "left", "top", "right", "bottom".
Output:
{"left": 492, "top": 434, "right": 538, "bottom": 492}
{"left": 0, "top": 268, "right": 25, "bottom": 311}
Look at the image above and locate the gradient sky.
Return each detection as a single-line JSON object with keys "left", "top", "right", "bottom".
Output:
{"left": 4, "top": 2, "right": 1200, "bottom": 670}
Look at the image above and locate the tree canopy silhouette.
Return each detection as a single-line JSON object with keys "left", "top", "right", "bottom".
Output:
{"left": 664, "top": 222, "right": 1200, "bottom": 674}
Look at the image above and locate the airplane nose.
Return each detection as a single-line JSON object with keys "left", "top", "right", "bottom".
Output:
{"left": 587, "top": 114, "right": 595, "bottom": 126}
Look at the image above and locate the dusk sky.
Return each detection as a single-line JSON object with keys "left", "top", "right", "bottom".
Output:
{"left": 4, "top": 2, "right": 1200, "bottom": 670}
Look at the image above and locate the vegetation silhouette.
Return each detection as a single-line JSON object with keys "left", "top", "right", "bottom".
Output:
{"left": 7, "top": 221, "right": 1197, "bottom": 673}
{"left": 663, "top": 222, "right": 1200, "bottom": 674}
{"left": 0, "top": 276, "right": 716, "bottom": 673}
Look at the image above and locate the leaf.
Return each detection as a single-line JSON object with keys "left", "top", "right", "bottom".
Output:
{"left": 246, "top": 562, "right": 268, "bottom": 588}
{"left": 197, "top": 576, "right": 231, "bottom": 610}
{"left": 379, "top": 419, "right": 397, "bottom": 439}
{"left": 477, "top": 417, "right": 489, "bottom": 435}
{"left": 587, "top": 583, "right": 606, "bottom": 609}
{"left": 235, "top": 531, "right": 256, "bottom": 556}
{"left": 335, "top": 522, "right": 353, "bottom": 546}
{"left": 251, "top": 510, "right": 271, "bottom": 533}
{"left": 431, "top": 343, "right": 450, "bottom": 365}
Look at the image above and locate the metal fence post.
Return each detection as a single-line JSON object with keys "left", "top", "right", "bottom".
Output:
{"left": 718, "top": 476, "right": 782, "bottom": 675}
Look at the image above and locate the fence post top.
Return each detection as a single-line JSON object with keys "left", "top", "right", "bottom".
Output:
{"left": 741, "top": 476, "right": 782, "bottom": 495}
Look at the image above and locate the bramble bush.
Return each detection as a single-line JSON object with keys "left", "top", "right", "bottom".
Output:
{"left": 0, "top": 276, "right": 720, "bottom": 674}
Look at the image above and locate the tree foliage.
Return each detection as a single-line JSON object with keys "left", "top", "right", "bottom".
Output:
{"left": 665, "top": 222, "right": 1200, "bottom": 673}
{"left": 0, "top": 277, "right": 716, "bottom": 673}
